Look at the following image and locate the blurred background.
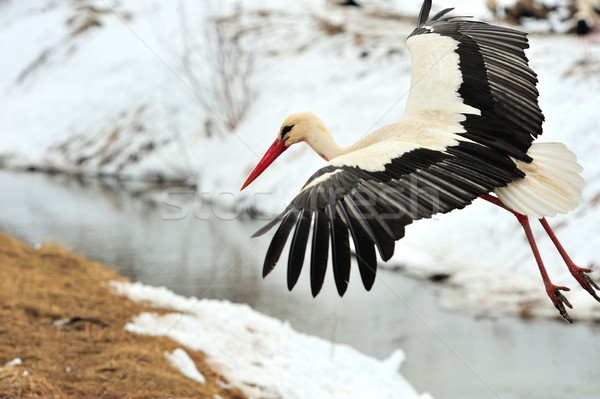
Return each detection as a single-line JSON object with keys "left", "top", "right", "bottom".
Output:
{"left": 1, "top": 1, "right": 600, "bottom": 398}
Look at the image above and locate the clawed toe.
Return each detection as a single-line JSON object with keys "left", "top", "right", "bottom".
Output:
{"left": 570, "top": 266, "right": 600, "bottom": 302}
{"left": 546, "top": 285, "right": 573, "bottom": 323}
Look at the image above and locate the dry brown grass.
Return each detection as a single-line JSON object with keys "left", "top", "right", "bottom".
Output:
{"left": 0, "top": 232, "right": 247, "bottom": 399}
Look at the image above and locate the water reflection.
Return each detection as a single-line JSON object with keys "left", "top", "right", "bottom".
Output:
{"left": 0, "top": 170, "right": 598, "bottom": 399}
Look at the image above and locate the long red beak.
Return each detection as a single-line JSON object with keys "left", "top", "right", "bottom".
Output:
{"left": 240, "top": 139, "right": 288, "bottom": 191}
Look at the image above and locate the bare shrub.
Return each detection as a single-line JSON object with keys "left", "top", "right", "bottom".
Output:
{"left": 178, "top": 2, "right": 255, "bottom": 136}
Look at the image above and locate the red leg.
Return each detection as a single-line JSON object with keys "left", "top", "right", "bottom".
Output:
{"left": 481, "top": 195, "right": 573, "bottom": 322}
{"left": 517, "top": 215, "right": 573, "bottom": 322}
{"left": 480, "top": 194, "right": 509, "bottom": 210}
{"left": 539, "top": 218, "right": 600, "bottom": 302}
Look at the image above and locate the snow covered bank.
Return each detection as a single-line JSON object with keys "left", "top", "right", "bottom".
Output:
{"left": 112, "top": 280, "right": 432, "bottom": 399}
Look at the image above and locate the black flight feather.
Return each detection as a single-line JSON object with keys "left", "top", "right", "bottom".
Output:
{"left": 417, "top": 0, "right": 432, "bottom": 26}
{"left": 287, "top": 209, "right": 311, "bottom": 290}
{"left": 429, "top": 7, "right": 455, "bottom": 22}
{"left": 310, "top": 210, "right": 330, "bottom": 297}
{"left": 262, "top": 210, "right": 298, "bottom": 278}
{"left": 328, "top": 204, "right": 351, "bottom": 296}
{"left": 337, "top": 201, "right": 377, "bottom": 291}
{"left": 350, "top": 191, "right": 396, "bottom": 261}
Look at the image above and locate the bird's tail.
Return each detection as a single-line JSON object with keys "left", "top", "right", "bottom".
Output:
{"left": 494, "top": 142, "right": 584, "bottom": 219}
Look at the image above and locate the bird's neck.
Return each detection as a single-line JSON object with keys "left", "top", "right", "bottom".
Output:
{"left": 305, "top": 128, "right": 348, "bottom": 162}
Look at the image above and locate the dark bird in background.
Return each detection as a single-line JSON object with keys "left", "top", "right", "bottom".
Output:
{"left": 572, "top": 0, "right": 600, "bottom": 59}
{"left": 334, "top": 0, "right": 361, "bottom": 7}
{"left": 574, "top": 0, "right": 600, "bottom": 36}
{"left": 241, "top": 0, "right": 596, "bottom": 322}
{"left": 326, "top": 0, "right": 362, "bottom": 29}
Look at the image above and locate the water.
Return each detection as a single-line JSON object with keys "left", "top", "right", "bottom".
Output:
{"left": 0, "top": 170, "right": 598, "bottom": 399}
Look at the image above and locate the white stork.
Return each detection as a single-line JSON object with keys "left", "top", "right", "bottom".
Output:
{"left": 240, "top": 0, "right": 595, "bottom": 322}
{"left": 574, "top": 0, "right": 600, "bottom": 36}
{"left": 328, "top": 0, "right": 361, "bottom": 7}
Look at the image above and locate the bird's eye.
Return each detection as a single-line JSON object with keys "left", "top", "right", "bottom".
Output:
{"left": 281, "top": 125, "right": 294, "bottom": 137}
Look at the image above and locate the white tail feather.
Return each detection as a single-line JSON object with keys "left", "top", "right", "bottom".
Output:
{"left": 494, "top": 142, "right": 584, "bottom": 218}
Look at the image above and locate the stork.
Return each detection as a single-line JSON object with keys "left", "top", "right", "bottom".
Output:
{"left": 574, "top": 0, "right": 600, "bottom": 36}
{"left": 326, "top": 0, "right": 362, "bottom": 29}
{"left": 329, "top": 0, "right": 361, "bottom": 7}
{"left": 240, "top": 0, "right": 596, "bottom": 322}
{"left": 573, "top": 0, "right": 600, "bottom": 59}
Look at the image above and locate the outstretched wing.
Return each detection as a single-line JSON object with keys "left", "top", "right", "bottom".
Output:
{"left": 405, "top": 0, "right": 543, "bottom": 161}
{"left": 254, "top": 0, "right": 545, "bottom": 296}
{"left": 255, "top": 137, "right": 523, "bottom": 297}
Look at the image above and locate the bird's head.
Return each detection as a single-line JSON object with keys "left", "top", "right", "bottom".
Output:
{"left": 240, "top": 112, "right": 327, "bottom": 191}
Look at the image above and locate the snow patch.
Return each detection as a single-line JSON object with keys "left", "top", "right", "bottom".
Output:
{"left": 112, "top": 281, "right": 432, "bottom": 399}
{"left": 164, "top": 348, "right": 206, "bottom": 384}
{"left": 3, "top": 358, "right": 22, "bottom": 368}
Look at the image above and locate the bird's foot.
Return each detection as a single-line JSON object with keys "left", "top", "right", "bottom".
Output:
{"left": 546, "top": 285, "right": 573, "bottom": 323}
{"left": 569, "top": 265, "right": 600, "bottom": 302}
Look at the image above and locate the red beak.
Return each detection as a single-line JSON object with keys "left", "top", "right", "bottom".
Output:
{"left": 240, "top": 139, "right": 288, "bottom": 191}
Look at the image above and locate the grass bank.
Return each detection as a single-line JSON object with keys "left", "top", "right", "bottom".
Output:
{"left": 0, "top": 232, "right": 246, "bottom": 399}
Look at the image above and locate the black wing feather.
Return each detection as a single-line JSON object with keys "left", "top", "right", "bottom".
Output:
{"left": 417, "top": 0, "right": 432, "bottom": 25}
{"left": 430, "top": 7, "right": 455, "bottom": 22}
{"left": 263, "top": 210, "right": 298, "bottom": 278}
{"left": 328, "top": 204, "right": 351, "bottom": 296}
{"left": 287, "top": 209, "right": 311, "bottom": 290}
{"left": 351, "top": 191, "right": 396, "bottom": 261}
{"left": 310, "top": 210, "right": 329, "bottom": 297}
{"left": 337, "top": 199, "right": 377, "bottom": 291}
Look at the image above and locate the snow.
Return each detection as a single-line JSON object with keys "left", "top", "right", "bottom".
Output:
{"left": 1, "top": 0, "right": 600, "bottom": 320}
{"left": 112, "top": 280, "right": 430, "bottom": 399}
{"left": 3, "top": 358, "right": 22, "bottom": 368}
{"left": 1, "top": 357, "right": 29, "bottom": 378}
{"left": 164, "top": 348, "right": 206, "bottom": 384}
